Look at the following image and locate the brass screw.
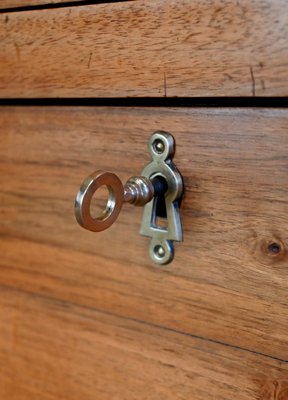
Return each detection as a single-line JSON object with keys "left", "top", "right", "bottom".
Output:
{"left": 154, "top": 245, "right": 165, "bottom": 258}
{"left": 153, "top": 139, "right": 165, "bottom": 154}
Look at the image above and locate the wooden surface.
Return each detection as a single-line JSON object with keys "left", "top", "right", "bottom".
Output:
{"left": 0, "top": 0, "right": 288, "bottom": 98}
{"left": 0, "top": 0, "right": 85, "bottom": 9}
{"left": 0, "top": 107, "right": 288, "bottom": 400}
{"left": 1, "top": 286, "right": 288, "bottom": 400}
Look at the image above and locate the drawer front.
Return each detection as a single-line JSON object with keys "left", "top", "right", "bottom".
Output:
{"left": 0, "top": 0, "right": 287, "bottom": 98}
{"left": 0, "top": 107, "right": 287, "bottom": 399}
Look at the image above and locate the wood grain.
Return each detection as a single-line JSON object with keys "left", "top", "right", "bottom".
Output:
{"left": 1, "top": 286, "right": 288, "bottom": 400}
{"left": 0, "top": 106, "right": 287, "bottom": 363}
{"left": 0, "top": 0, "right": 287, "bottom": 98}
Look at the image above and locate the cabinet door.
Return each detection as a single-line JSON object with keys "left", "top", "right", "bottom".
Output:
{"left": 0, "top": 106, "right": 287, "bottom": 399}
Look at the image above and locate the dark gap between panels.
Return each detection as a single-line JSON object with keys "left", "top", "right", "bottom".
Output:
{"left": 0, "top": 97, "right": 287, "bottom": 107}
{"left": 0, "top": 0, "right": 133, "bottom": 14}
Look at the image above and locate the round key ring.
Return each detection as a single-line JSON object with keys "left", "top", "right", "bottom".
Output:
{"left": 75, "top": 170, "right": 124, "bottom": 232}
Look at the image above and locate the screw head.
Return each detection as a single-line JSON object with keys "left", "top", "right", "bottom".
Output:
{"left": 154, "top": 245, "right": 165, "bottom": 258}
{"left": 153, "top": 139, "right": 165, "bottom": 154}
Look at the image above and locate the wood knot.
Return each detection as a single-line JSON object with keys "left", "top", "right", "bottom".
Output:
{"left": 267, "top": 242, "right": 282, "bottom": 255}
{"left": 250, "top": 233, "right": 287, "bottom": 266}
{"left": 260, "top": 238, "right": 286, "bottom": 262}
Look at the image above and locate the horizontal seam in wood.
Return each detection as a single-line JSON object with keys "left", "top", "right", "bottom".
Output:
{"left": 0, "top": 0, "right": 134, "bottom": 14}
{"left": 0, "top": 98, "right": 288, "bottom": 107}
{"left": 0, "top": 282, "right": 287, "bottom": 364}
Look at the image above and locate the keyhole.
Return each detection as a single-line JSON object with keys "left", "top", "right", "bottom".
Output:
{"left": 151, "top": 175, "right": 168, "bottom": 229}
{"left": 155, "top": 196, "right": 168, "bottom": 228}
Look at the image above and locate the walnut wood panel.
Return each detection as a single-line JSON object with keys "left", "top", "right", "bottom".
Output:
{"left": 0, "top": 107, "right": 287, "bottom": 363}
{"left": 0, "top": 0, "right": 287, "bottom": 98}
{"left": 1, "top": 286, "right": 288, "bottom": 400}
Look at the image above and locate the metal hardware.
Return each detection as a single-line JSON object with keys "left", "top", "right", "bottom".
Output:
{"left": 75, "top": 171, "right": 123, "bottom": 232}
{"left": 124, "top": 176, "right": 154, "bottom": 206}
{"left": 140, "top": 132, "right": 183, "bottom": 264}
{"left": 74, "top": 131, "right": 184, "bottom": 264}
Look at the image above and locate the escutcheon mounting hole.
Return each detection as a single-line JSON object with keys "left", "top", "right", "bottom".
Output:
{"left": 153, "top": 245, "right": 166, "bottom": 259}
{"left": 153, "top": 138, "right": 165, "bottom": 154}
